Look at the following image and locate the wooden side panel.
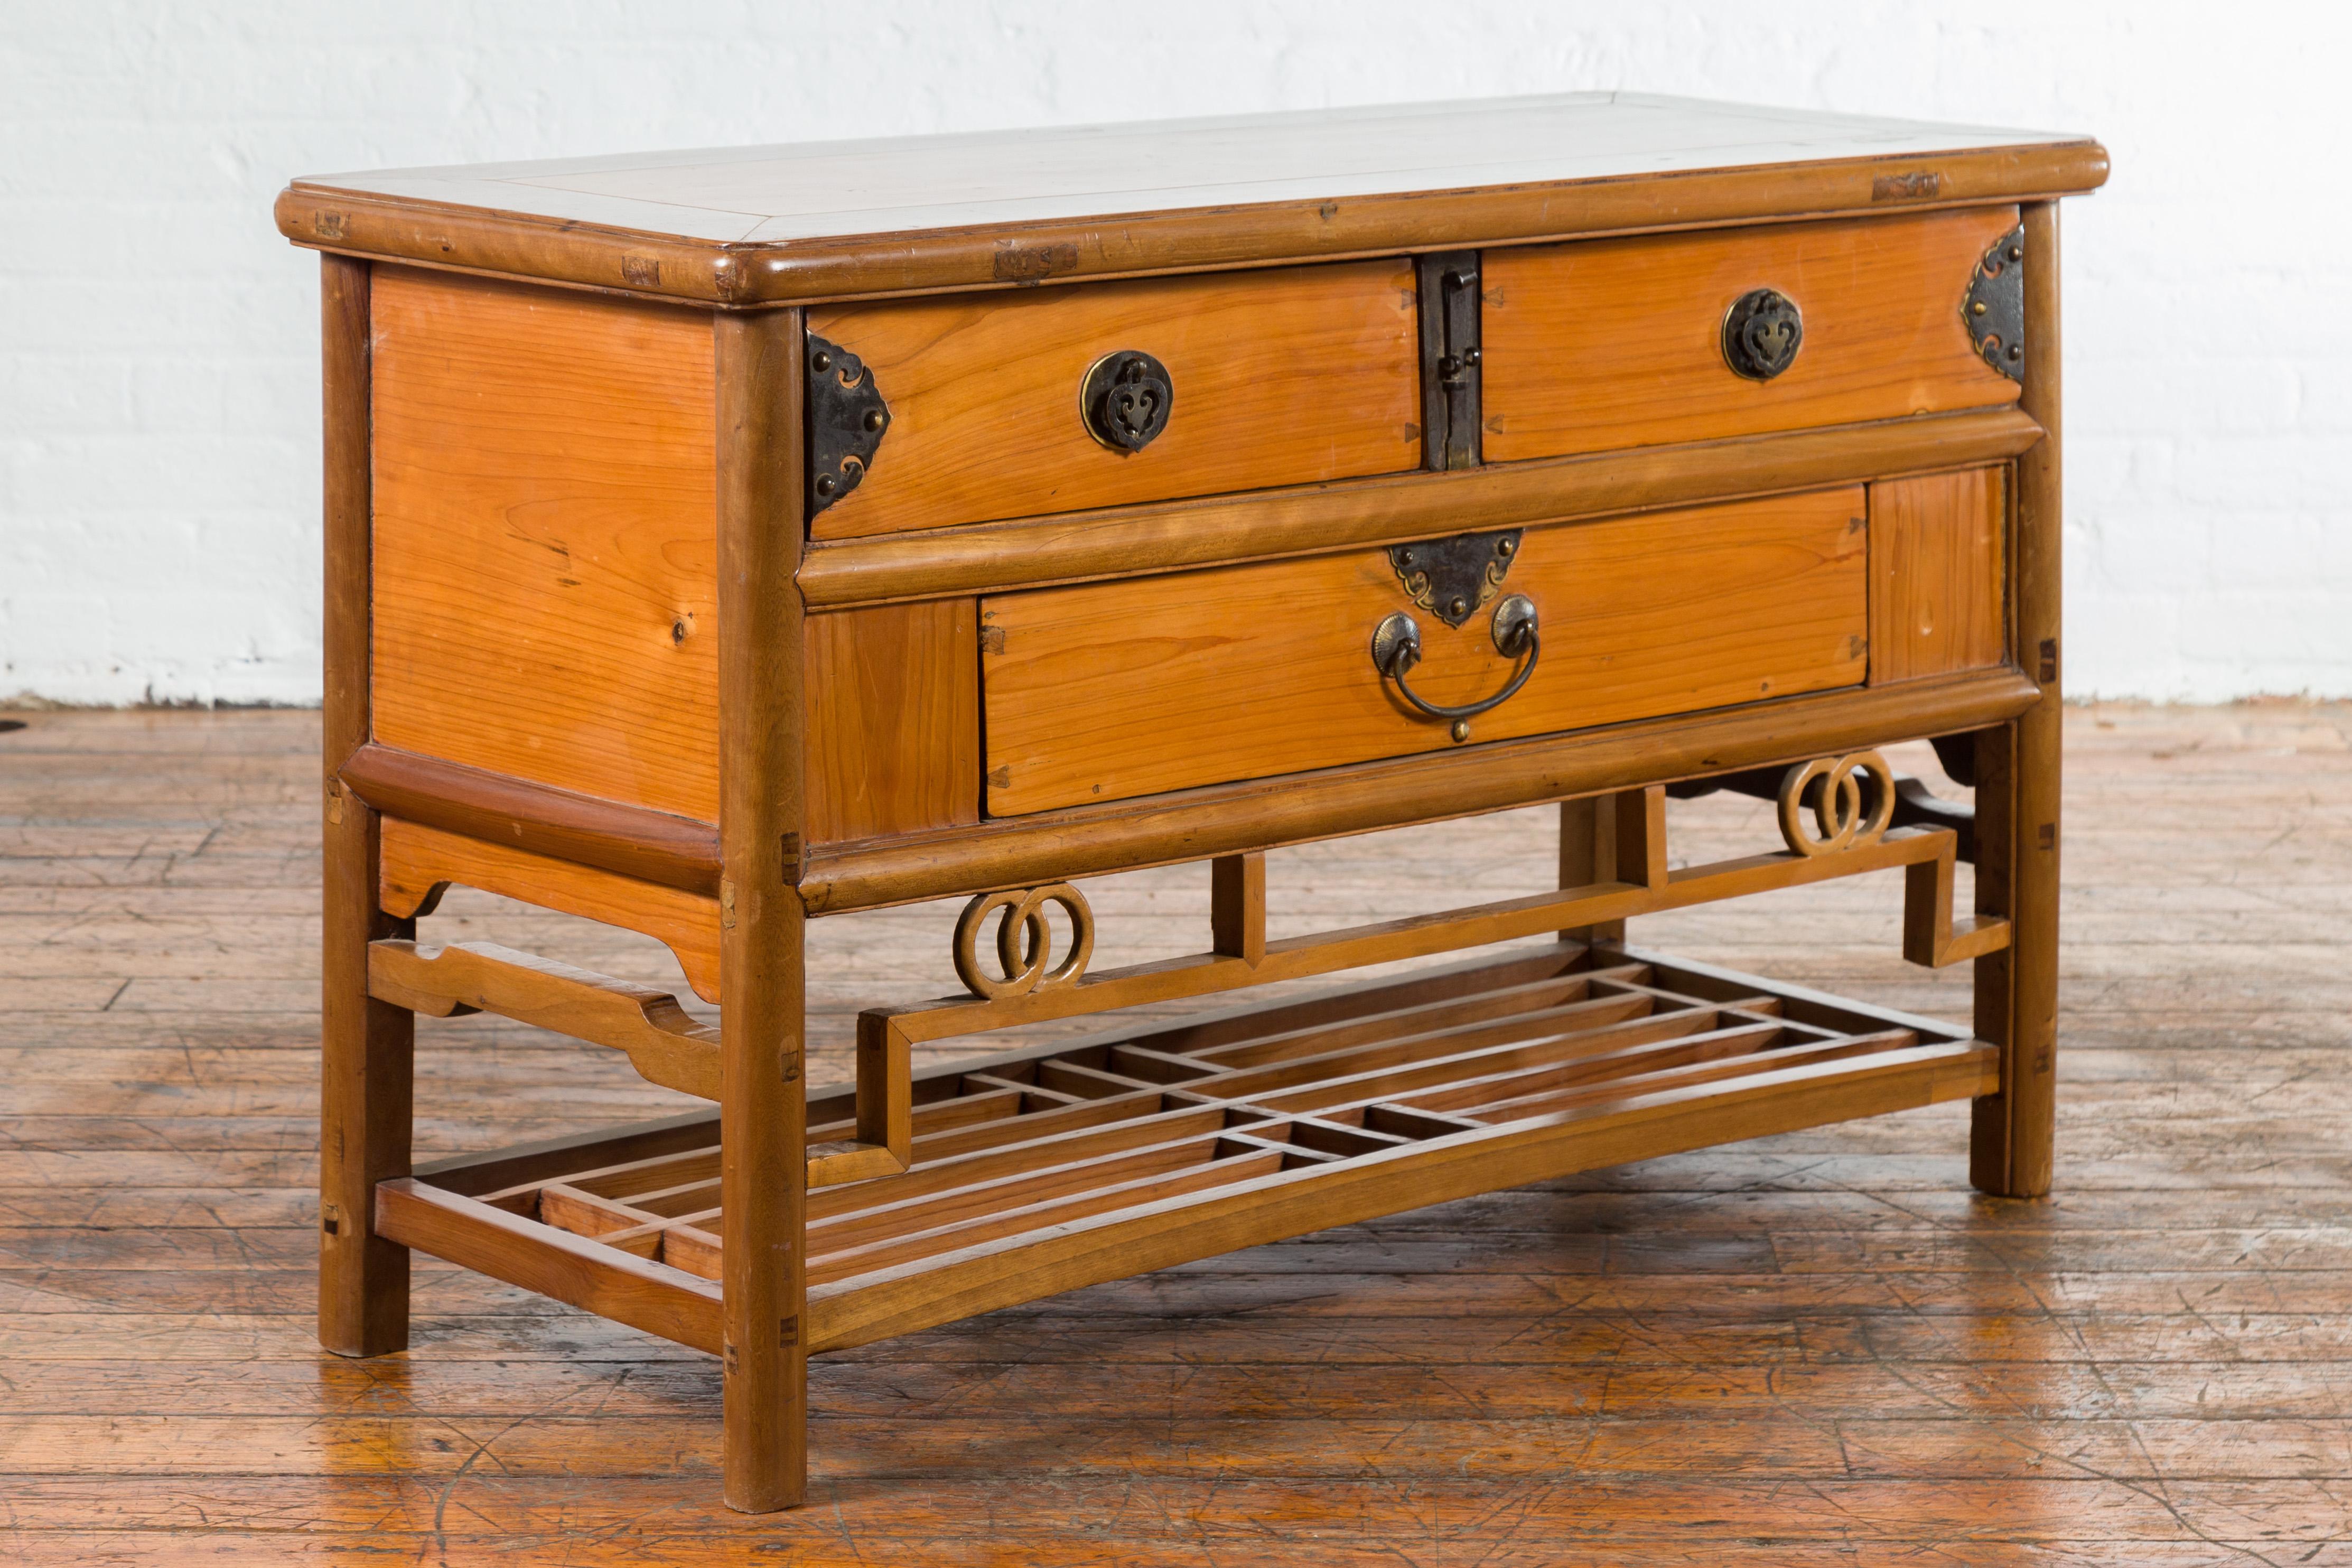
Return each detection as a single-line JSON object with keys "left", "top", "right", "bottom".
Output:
{"left": 378, "top": 818, "right": 723, "bottom": 1003}
{"left": 805, "top": 261, "right": 1421, "bottom": 539}
{"left": 982, "top": 488, "right": 1869, "bottom": 816}
{"left": 369, "top": 266, "right": 721, "bottom": 823}
{"left": 804, "top": 601, "right": 980, "bottom": 846}
{"left": 1870, "top": 466, "right": 2008, "bottom": 684}
{"left": 1482, "top": 209, "right": 2021, "bottom": 462}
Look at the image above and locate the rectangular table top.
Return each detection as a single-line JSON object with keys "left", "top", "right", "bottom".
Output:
{"left": 276, "top": 92, "right": 2105, "bottom": 304}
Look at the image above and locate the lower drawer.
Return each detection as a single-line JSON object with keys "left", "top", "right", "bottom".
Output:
{"left": 982, "top": 487, "right": 1870, "bottom": 815}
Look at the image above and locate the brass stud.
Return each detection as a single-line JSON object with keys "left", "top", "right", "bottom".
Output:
{"left": 1448, "top": 596, "right": 1467, "bottom": 618}
{"left": 1496, "top": 537, "right": 1515, "bottom": 557}
{"left": 811, "top": 350, "right": 832, "bottom": 372}
{"left": 863, "top": 409, "right": 884, "bottom": 431}
{"left": 2007, "top": 245, "right": 2022, "bottom": 262}
{"left": 815, "top": 474, "right": 836, "bottom": 497}
{"left": 1971, "top": 300, "right": 1987, "bottom": 316}
{"left": 1450, "top": 719, "right": 1470, "bottom": 744}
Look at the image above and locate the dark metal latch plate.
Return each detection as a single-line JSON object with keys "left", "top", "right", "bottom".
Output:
{"left": 1388, "top": 529, "right": 1522, "bottom": 628}
{"left": 807, "top": 334, "right": 890, "bottom": 515}
{"left": 1963, "top": 225, "right": 2026, "bottom": 382}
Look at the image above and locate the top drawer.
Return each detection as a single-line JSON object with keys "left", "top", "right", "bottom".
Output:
{"left": 805, "top": 259, "right": 1422, "bottom": 540}
{"left": 1480, "top": 208, "right": 2021, "bottom": 462}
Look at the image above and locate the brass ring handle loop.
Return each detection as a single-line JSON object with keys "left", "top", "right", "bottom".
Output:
{"left": 1369, "top": 594, "right": 1540, "bottom": 724}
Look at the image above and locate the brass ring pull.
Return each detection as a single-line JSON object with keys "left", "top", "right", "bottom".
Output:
{"left": 1370, "top": 594, "right": 1539, "bottom": 740}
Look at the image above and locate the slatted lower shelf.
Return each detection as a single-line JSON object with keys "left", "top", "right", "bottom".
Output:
{"left": 380, "top": 941, "right": 1995, "bottom": 1356}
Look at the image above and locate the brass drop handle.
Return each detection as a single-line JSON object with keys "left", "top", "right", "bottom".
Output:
{"left": 1370, "top": 594, "right": 1539, "bottom": 741}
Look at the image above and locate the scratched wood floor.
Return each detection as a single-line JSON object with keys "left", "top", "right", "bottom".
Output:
{"left": 2, "top": 703, "right": 2349, "bottom": 1565}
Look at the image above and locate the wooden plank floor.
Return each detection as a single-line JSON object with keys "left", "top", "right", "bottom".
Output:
{"left": 2, "top": 703, "right": 2348, "bottom": 1565}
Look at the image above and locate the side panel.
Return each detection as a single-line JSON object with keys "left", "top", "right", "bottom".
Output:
{"left": 370, "top": 267, "right": 722, "bottom": 822}
{"left": 1869, "top": 466, "right": 2008, "bottom": 684}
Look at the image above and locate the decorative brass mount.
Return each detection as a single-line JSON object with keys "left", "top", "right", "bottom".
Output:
{"left": 1964, "top": 224, "right": 2026, "bottom": 381}
{"left": 806, "top": 334, "right": 890, "bottom": 514}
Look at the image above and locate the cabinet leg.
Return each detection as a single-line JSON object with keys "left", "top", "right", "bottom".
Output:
{"left": 319, "top": 788, "right": 415, "bottom": 1355}
{"left": 716, "top": 305, "right": 809, "bottom": 1511}
{"left": 1972, "top": 200, "right": 2062, "bottom": 1200}
{"left": 317, "top": 252, "right": 413, "bottom": 1356}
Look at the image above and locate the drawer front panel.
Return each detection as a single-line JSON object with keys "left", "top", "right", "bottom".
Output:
{"left": 983, "top": 488, "right": 1869, "bottom": 816}
{"left": 806, "top": 260, "right": 1422, "bottom": 540}
{"left": 1481, "top": 209, "right": 2020, "bottom": 463}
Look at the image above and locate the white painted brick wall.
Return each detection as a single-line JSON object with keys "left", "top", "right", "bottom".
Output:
{"left": 3, "top": 2, "right": 2346, "bottom": 703}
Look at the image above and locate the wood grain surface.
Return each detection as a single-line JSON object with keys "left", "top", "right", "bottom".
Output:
{"left": 805, "top": 261, "right": 1420, "bottom": 539}
{"left": 1870, "top": 465, "right": 2008, "bottom": 684}
{"left": 983, "top": 488, "right": 1869, "bottom": 815}
{"left": 276, "top": 95, "right": 2107, "bottom": 305}
{"left": 3, "top": 701, "right": 2345, "bottom": 1560}
{"left": 1482, "top": 209, "right": 2022, "bottom": 462}
{"left": 369, "top": 265, "right": 723, "bottom": 822}
{"left": 805, "top": 601, "right": 979, "bottom": 846}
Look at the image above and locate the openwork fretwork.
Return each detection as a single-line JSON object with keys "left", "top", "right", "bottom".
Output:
{"left": 385, "top": 942, "right": 1993, "bottom": 1359}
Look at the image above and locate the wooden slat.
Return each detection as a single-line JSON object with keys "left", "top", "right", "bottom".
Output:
{"left": 804, "top": 1041, "right": 1996, "bottom": 1352}
{"left": 798, "top": 407, "right": 2046, "bottom": 610}
{"left": 375, "top": 1179, "right": 721, "bottom": 1352}
{"left": 802, "top": 666, "right": 2039, "bottom": 913}
{"left": 368, "top": 939, "right": 722, "bottom": 1100}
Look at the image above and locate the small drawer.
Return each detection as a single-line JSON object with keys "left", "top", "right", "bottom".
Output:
{"left": 982, "top": 488, "right": 1869, "bottom": 816}
{"left": 1481, "top": 209, "right": 2021, "bottom": 463}
{"left": 805, "top": 259, "right": 1422, "bottom": 540}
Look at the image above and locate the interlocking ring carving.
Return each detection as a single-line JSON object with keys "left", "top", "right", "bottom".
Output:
{"left": 951, "top": 883, "right": 1096, "bottom": 1000}
{"left": 1776, "top": 751, "right": 1897, "bottom": 857}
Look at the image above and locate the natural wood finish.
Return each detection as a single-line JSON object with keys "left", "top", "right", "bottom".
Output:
{"left": 365, "top": 945, "right": 1991, "bottom": 1358}
{"left": 713, "top": 306, "right": 809, "bottom": 1511}
{"left": 340, "top": 742, "right": 721, "bottom": 895}
{"left": 374, "top": 1179, "right": 721, "bottom": 1352}
{"left": 378, "top": 817, "right": 724, "bottom": 1002}
{"left": 798, "top": 406, "right": 2044, "bottom": 610}
{"left": 806, "top": 261, "right": 1419, "bottom": 539}
{"left": 1484, "top": 209, "right": 2021, "bottom": 462}
{"left": 368, "top": 939, "right": 721, "bottom": 1100}
{"left": 1971, "top": 202, "right": 2064, "bottom": 1200}
{"left": 1870, "top": 466, "right": 2008, "bottom": 683}
{"left": 983, "top": 489, "right": 1868, "bottom": 815}
{"left": 809, "top": 666, "right": 2040, "bottom": 914}
{"left": 274, "top": 97, "right": 2106, "bottom": 304}
{"left": 317, "top": 253, "right": 416, "bottom": 1360}
{"left": 862, "top": 818, "right": 2001, "bottom": 1060}
{"left": 1557, "top": 795, "right": 1623, "bottom": 946}
{"left": 368, "top": 265, "right": 722, "bottom": 822}
{"left": 1210, "top": 852, "right": 1266, "bottom": 967}
{"left": 804, "top": 601, "right": 979, "bottom": 846}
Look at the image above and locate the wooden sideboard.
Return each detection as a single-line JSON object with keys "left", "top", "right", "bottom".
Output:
{"left": 277, "top": 94, "right": 2106, "bottom": 1512}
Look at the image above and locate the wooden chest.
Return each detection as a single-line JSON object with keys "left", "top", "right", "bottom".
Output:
{"left": 278, "top": 93, "right": 2105, "bottom": 1511}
